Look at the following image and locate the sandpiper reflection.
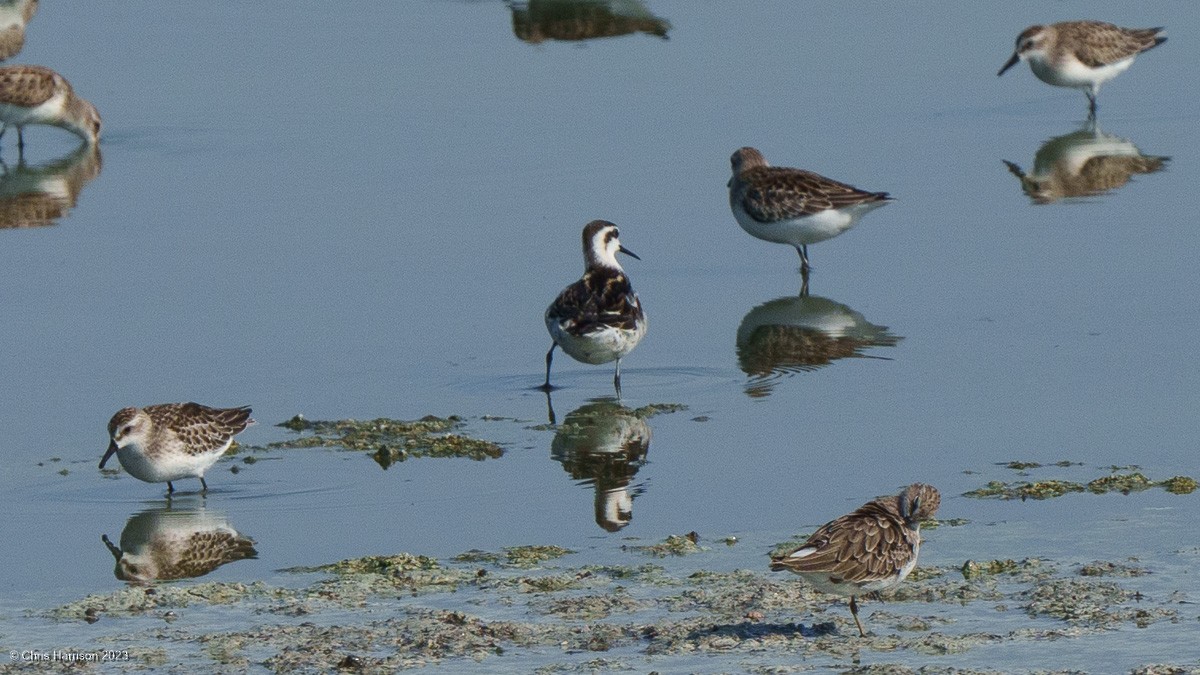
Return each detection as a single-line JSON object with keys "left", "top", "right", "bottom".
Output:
{"left": 507, "top": 0, "right": 670, "bottom": 44}
{"left": 550, "top": 399, "right": 650, "bottom": 532}
{"left": 1003, "top": 123, "right": 1168, "bottom": 204}
{"left": 101, "top": 507, "right": 257, "bottom": 584}
{"left": 0, "top": 143, "right": 101, "bottom": 229}
{"left": 737, "top": 292, "right": 901, "bottom": 398}
{"left": 0, "top": 0, "right": 37, "bottom": 61}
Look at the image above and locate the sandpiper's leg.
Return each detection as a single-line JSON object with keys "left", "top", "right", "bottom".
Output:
{"left": 799, "top": 273, "right": 810, "bottom": 298}
{"left": 796, "top": 245, "right": 811, "bottom": 275}
{"left": 167, "top": 481, "right": 175, "bottom": 494}
{"left": 613, "top": 359, "right": 622, "bottom": 399}
{"left": 1086, "top": 91, "right": 1098, "bottom": 119}
{"left": 541, "top": 343, "right": 557, "bottom": 391}
{"left": 200, "top": 477, "right": 208, "bottom": 493}
{"left": 16, "top": 127, "right": 24, "bottom": 154}
{"left": 849, "top": 596, "right": 866, "bottom": 637}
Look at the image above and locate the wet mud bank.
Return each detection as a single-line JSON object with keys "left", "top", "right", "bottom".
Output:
{"left": 26, "top": 536, "right": 1199, "bottom": 673}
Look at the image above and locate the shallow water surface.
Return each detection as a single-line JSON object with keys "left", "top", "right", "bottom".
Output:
{"left": 2, "top": 1, "right": 1199, "bottom": 671}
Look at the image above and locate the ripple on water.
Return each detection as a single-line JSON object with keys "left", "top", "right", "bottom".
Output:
{"left": 475, "top": 366, "right": 739, "bottom": 399}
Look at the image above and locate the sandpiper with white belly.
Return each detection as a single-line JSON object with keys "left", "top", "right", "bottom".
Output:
{"left": 0, "top": 64, "right": 100, "bottom": 152}
{"left": 998, "top": 21, "right": 1166, "bottom": 117}
{"left": 99, "top": 403, "right": 254, "bottom": 494}
{"left": 728, "top": 147, "right": 892, "bottom": 277}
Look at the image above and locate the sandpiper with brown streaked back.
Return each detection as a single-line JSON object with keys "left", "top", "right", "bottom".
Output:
{"left": 543, "top": 220, "right": 647, "bottom": 397}
{"left": 99, "top": 403, "right": 254, "bottom": 494}
{"left": 728, "top": 147, "right": 892, "bottom": 277}
{"left": 0, "top": 64, "right": 101, "bottom": 152}
{"left": 770, "top": 483, "right": 941, "bottom": 637}
{"left": 998, "top": 21, "right": 1166, "bottom": 117}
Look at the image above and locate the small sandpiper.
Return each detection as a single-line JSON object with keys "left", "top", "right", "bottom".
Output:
{"left": 99, "top": 403, "right": 254, "bottom": 494}
{"left": 770, "top": 483, "right": 940, "bottom": 637}
{"left": 998, "top": 21, "right": 1166, "bottom": 117}
{"left": 0, "top": 64, "right": 101, "bottom": 152}
{"left": 728, "top": 147, "right": 892, "bottom": 277}
{"left": 543, "top": 220, "right": 647, "bottom": 397}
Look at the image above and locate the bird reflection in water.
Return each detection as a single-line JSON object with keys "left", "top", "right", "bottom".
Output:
{"left": 550, "top": 399, "right": 650, "bottom": 532}
{"left": 101, "top": 507, "right": 257, "bottom": 584}
{"left": 507, "top": 0, "right": 669, "bottom": 44}
{"left": 737, "top": 291, "right": 901, "bottom": 398}
{"left": 1003, "top": 122, "right": 1168, "bottom": 204}
{"left": 0, "top": 143, "right": 101, "bottom": 229}
{"left": 0, "top": 0, "right": 37, "bottom": 61}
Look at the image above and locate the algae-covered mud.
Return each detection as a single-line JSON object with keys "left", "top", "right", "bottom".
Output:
{"left": 22, "top": 534, "right": 1198, "bottom": 674}
{"left": 247, "top": 415, "right": 505, "bottom": 467}
{"left": 964, "top": 462, "right": 1199, "bottom": 500}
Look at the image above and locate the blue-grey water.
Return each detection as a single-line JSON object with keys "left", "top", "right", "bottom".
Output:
{"left": 2, "top": 1, "right": 1198, "bottom": 671}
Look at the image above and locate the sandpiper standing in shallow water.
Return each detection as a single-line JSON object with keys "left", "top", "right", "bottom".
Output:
{"left": 998, "top": 21, "right": 1166, "bottom": 117}
{"left": 770, "top": 483, "right": 940, "bottom": 637}
{"left": 543, "top": 220, "right": 646, "bottom": 397}
{"left": 99, "top": 403, "right": 254, "bottom": 494}
{"left": 728, "top": 147, "right": 892, "bottom": 278}
{"left": 0, "top": 64, "right": 101, "bottom": 153}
